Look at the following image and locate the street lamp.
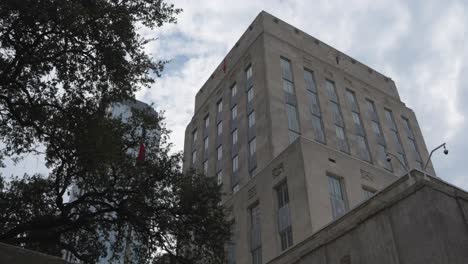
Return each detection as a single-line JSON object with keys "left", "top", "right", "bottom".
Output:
{"left": 423, "top": 143, "right": 448, "bottom": 171}
{"left": 386, "top": 152, "right": 410, "bottom": 178}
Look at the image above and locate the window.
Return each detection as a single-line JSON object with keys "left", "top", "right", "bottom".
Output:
{"left": 282, "top": 79, "right": 294, "bottom": 94}
{"left": 246, "top": 65, "right": 253, "bottom": 83}
{"left": 281, "top": 58, "right": 295, "bottom": 95}
{"left": 362, "top": 187, "right": 375, "bottom": 199}
{"left": 217, "top": 100, "right": 223, "bottom": 113}
{"left": 203, "top": 160, "right": 208, "bottom": 175}
{"left": 377, "top": 144, "right": 392, "bottom": 171}
{"left": 402, "top": 117, "right": 422, "bottom": 168}
{"left": 328, "top": 176, "right": 346, "bottom": 220}
{"left": 217, "top": 170, "right": 223, "bottom": 185}
{"left": 366, "top": 100, "right": 391, "bottom": 170}
{"left": 217, "top": 121, "right": 222, "bottom": 136}
{"left": 204, "top": 137, "right": 209, "bottom": 152}
{"left": 192, "top": 150, "right": 197, "bottom": 165}
{"left": 348, "top": 96, "right": 371, "bottom": 162}
{"left": 232, "top": 129, "right": 238, "bottom": 145}
{"left": 371, "top": 121, "right": 382, "bottom": 139}
{"left": 227, "top": 223, "right": 236, "bottom": 264}
{"left": 248, "top": 111, "right": 256, "bottom": 128}
{"left": 356, "top": 135, "right": 371, "bottom": 162}
{"left": 286, "top": 104, "right": 300, "bottom": 142}
{"left": 330, "top": 102, "right": 344, "bottom": 126}
{"left": 326, "top": 81, "right": 349, "bottom": 153}
{"left": 192, "top": 129, "right": 198, "bottom": 144}
{"left": 204, "top": 115, "right": 210, "bottom": 130}
{"left": 366, "top": 99, "right": 376, "bottom": 118}
{"left": 311, "top": 115, "right": 325, "bottom": 143}
{"left": 277, "top": 182, "right": 289, "bottom": 207}
{"left": 231, "top": 84, "right": 237, "bottom": 97}
{"left": 280, "top": 58, "right": 293, "bottom": 81}
{"left": 346, "top": 89, "right": 359, "bottom": 112}
{"left": 325, "top": 80, "right": 338, "bottom": 102}
{"left": 384, "top": 109, "right": 396, "bottom": 130}
{"left": 335, "top": 125, "right": 349, "bottom": 153}
{"left": 402, "top": 117, "right": 415, "bottom": 138}
{"left": 276, "top": 182, "right": 293, "bottom": 250}
{"left": 231, "top": 105, "right": 238, "bottom": 120}
{"left": 281, "top": 57, "right": 300, "bottom": 144}
{"left": 250, "top": 204, "right": 262, "bottom": 264}
{"left": 352, "top": 112, "right": 362, "bottom": 128}
{"left": 233, "top": 184, "right": 239, "bottom": 193}
{"left": 217, "top": 146, "right": 222, "bottom": 161}
{"left": 247, "top": 87, "right": 254, "bottom": 103}
{"left": 304, "top": 70, "right": 325, "bottom": 143}
{"left": 307, "top": 91, "right": 321, "bottom": 115}
{"left": 232, "top": 155, "right": 238, "bottom": 173}
{"left": 385, "top": 109, "right": 407, "bottom": 171}
{"left": 304, "top": 70, "right": 317, "bottom": 92}
{"left": 249, "top": 137, "right": 256, "bottom": 156}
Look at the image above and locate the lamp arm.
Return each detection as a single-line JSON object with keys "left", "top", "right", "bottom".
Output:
{"left": 423, "top": 143, "right": 446, "bottom": 171}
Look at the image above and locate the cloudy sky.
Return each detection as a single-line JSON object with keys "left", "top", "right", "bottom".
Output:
{"left": 3, "top": 0, "right": 467, "bottom": 190}
{"left": 135, "top": 0, "right": 468, "bottom": 190}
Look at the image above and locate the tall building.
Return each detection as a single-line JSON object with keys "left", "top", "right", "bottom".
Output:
{"left": 63, "top": 99, "right": 157, "bottom": 264}
{"left": 183, "top": 11, "right": 435, "bottom": 264}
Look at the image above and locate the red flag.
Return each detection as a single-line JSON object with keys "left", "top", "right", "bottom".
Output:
{"left": 223, "top": 58, "right": 226, "bottom": 74}
{"left": 137, "top": 142, "right": 145, "bottom": 162}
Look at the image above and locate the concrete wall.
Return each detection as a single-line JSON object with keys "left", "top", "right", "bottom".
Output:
{"left": 0, "top": 243, "right": 69, "bottom": 264}
{"left": 267, "top": 171, "right": 468, "bottom": 264}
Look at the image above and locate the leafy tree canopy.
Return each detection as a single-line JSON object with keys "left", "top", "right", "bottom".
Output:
{"left": 0, "top": 0, "right": 231, "bottom": 263}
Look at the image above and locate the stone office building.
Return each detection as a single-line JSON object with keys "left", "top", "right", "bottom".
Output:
{"left": 183, "top": 11, "right": 437, "bottom": 264}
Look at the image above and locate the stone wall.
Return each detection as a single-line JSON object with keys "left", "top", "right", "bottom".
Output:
{"left": 267, "top": 170, "right": 468, "bottom": 264}
{"left": 0, "top": 242, "right": 69, "bottom": 264}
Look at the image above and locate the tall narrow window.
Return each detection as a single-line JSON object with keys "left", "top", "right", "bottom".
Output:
{"left": 281, "top": 57, "right": 300, "bottom": 144}
{"left": 367, "top": 99, "right": 392, "bottom": 171}
{"left": 326, "top": 80, "right": 349, "bottom": 153}
{"left": 217, "top": 170, "right": 223, "bottom": 185}
{"left": 204, "top": 137, "right": 209, "bottom": 152}
{"left": 232, "top": 129, "right": 238, "bottom": 145}
{"left": 286, "top": 104, "right": 300, "bottom": 142}
{"left": 232, "top": 155, "right": 239, "bottom": 173}
{"left": 248, "top": 111, "right": 256, "bottom": 128}
{"left": 304, "top": 70, "right": 325, "bottom": 143}
{"left": 231, "top": 105, "right": 238, "bottom": 120}
{"left": 402, "top": 117, "right": 423, "bottom": 169}
{"left": 192, "top": 150, "right": 197, "bottom": 165}
{"left": 247, "top": 87, "right": 254, "bottom": 103}
{"left": 203, "top": 160, "right": 208, "bottom": 175}
{"left": 227, "top": 223, "right": 236, "bottom": 264}
{"left": 204, "top": 115, "right": 210, "bottom": 130}
{"left": 246, "top": 65, "right": 253, "bottom": 82}
{"left": 346, "top": 90, "right": 371, "bottom": 162}
{"left": 217, "top": 145, "right": 222, "bottom": 161}
{"left": 385, "top": 109, "right": 408, "bottom": 174}
{"left": 328, "top": 176, "right": 346, "bottom": 220}
{"left": 231, "top": 84, "right": 237, "bottom": 98}
{"left": 277, "top": 182, "right": 293, "bottom": 250}
{"left": 217, "top": 121, "right": 223, "bottom": 136}
{"left": 192, "top": 129, "right": 198, "bottom": 144}
{"left": 217, "top": 100, "right": 223, "bottom": 113}
{"left": 250, "top": 204, "right": 262, "bottom": 264}
{"left": 249, "top": 137, "right": 256, "bottom": 157}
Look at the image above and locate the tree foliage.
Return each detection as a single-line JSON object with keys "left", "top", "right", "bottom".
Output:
{"left": 0, "top": 0, "right": 231, "bottom": 263}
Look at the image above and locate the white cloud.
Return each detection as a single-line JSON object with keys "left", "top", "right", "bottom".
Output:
{"left": 3, "top": 0, "right": 467, "bottom": 191}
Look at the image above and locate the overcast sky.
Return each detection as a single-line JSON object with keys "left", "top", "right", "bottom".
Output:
{"left": 135, "top": 0, "right": 468, "bottom": 190}
{"left": 2, "top": 0, "right": 467, "bottom": 191}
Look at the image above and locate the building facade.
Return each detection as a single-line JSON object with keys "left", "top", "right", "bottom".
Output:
{"left": 183, "top": 11, "right": 435, "bottom": 264}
